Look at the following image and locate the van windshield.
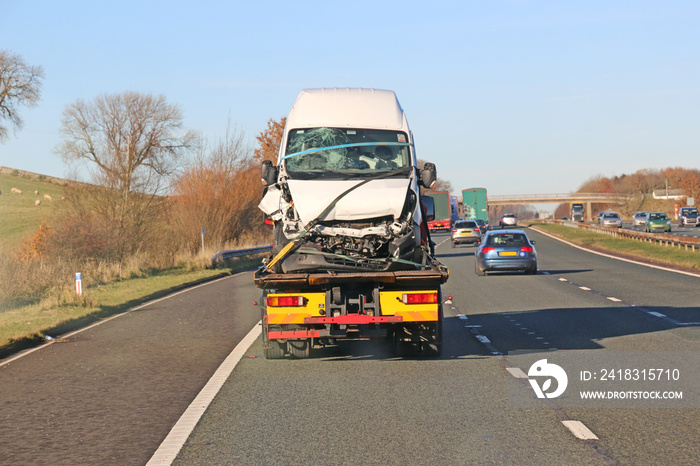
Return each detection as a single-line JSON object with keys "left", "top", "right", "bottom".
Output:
{"left": 284, "top": 127, "right": 412, "bottom": 180}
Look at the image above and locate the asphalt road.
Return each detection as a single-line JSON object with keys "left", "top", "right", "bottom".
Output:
{"left": 172, "top": 230, "right": 699, "bottom": 465}
{"left": 0, "top": 272, "right": 261, "bottom": 465}
{"left": 1, "top": 230, "right": 698, "bottom": 465}
{"left": 621, "top": 221, "right": 700, "bottom": 239}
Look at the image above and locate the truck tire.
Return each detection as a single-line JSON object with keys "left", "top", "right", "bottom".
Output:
{"left": 421, "top": 322, "right": 442, "bottom": 357}
{"left": 263, "top": 341, "right": 286, "bottom": 359}
{"left": 262, "top": 318, "right": 286, "bottom": 359}
{"left": 393, "top": 325, "right": 416, "bottom": 357}
{"left": 289, "top": 340, "right": 310, "bottom": 358}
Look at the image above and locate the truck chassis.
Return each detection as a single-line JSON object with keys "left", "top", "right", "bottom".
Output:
{"left": 255, "top": 266, "right": 448, "bottom": 359}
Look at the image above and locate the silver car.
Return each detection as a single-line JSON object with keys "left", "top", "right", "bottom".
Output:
{"left": 451, "top": 220, "right": 482, "bottom": 247}
{"left": 633, "top": 211, "right": 648, "bottom": 227}
{"left": 499, "top": 213, "right": 517, "bottom": 228}
{"left": 599, "top": 212, "right": 622, "bottom": 228}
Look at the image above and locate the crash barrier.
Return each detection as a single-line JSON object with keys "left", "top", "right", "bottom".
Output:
{"left": 546, "top": 219, "right": 700, "bottom": 252}
{"left": 211, "top": 245, "right": 273, "bottom": 266}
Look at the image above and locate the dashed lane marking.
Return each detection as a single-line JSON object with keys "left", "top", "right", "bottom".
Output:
{"left": 562, "top": 420, "right": 599, "bottom": 440}
{"left": 607, "top": 297, "right": 622, "bottom": 302}
{"left": 506, "top": 367, "right": 528, "bottom": 379}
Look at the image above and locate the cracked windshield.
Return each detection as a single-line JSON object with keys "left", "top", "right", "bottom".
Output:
{"left": 284, "top": 127, "right": 411, "bottom": 179}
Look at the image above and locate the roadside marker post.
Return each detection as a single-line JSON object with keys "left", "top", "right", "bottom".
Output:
{"left": 75, "top": 272, "right": 82, "bottom": 295}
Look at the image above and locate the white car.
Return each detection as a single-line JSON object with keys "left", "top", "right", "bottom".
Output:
{"left": 599, "top": 212, "right": 622, "bottom": 228}
{"left": 633, "top": 211, "right": 648, "bottom": 227}
{"left": 499, "top": 213, "right": 517, "bottom": 228}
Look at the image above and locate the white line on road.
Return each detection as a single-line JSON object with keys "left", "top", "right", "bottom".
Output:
{"left": 607, "top": 297, "right": 622, "bottom": 302}
{"left": 506, "top": 367, "right": 528, "bottom": 379}
{"left": 579, "top": 286, "right": 591, "bottom": 291}
{"left": 531, "top": 226, "right": 700, "bottom": 278}
{"left": 147, "top": 322, "right": 262, "bottom": 465}
{"left": 0, "top": 273, "right": 242, "bottom": 368}
{"left": 561, "top": 420, "right": 599, "bottom": 440}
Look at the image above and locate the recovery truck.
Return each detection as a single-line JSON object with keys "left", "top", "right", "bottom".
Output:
{"left": 255, "top": 88, "right": 449, "bottom": 359}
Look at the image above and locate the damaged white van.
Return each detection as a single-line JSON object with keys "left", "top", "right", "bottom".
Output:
{"left": 258, "top": 88, "right": 437, "bottom": 273}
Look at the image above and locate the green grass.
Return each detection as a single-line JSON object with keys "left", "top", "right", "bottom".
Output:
{"left": 530, "top": 222, "right": 700, "bottom": 271}
{"left": 0, "top": 171, "right": 66, "bottom": 250}
{"left": 0, "top": 255, "right": 265, "bottom": 354}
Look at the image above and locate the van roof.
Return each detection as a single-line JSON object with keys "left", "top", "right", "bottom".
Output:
{"left": 286, "top": 88, "right": 408, "bottom": 131}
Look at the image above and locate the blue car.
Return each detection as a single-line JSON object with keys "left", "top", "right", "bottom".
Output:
{"left": 475, "top": 230, "right": 537, "bottom": 275}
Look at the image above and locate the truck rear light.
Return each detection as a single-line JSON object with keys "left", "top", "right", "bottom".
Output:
{"left": 267, "top": 296, "right": 307, "bottom": 307}
{"left": 402, "top": 292, "right": 438, "bottom": 304}
{"left": 520, "top": 246, "right": 533, "bottom": 253}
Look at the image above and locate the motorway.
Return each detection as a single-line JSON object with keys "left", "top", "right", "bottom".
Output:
{"left": 590, "top": 219, "right": 700, "bottom": 240}
{"left": 1, "top": 229, "right": 699, "bottom": 465}
{"left": 621, "top": 222, "right": 700, "bottom": 239}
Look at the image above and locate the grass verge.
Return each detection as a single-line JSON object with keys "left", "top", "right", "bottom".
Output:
{"left": 0, "top": 255, "right": 265, "bottom": 358}
{"left": 530, "top": 222, "right": 700, "bottom": 271}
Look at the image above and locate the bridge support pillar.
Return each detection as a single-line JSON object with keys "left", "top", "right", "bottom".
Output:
{"left": 587, "top": 201, "right": 592, "bottom": 221}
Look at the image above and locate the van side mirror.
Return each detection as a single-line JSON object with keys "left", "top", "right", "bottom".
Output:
{"left": 422, "top": 195, "right": 435, "bottom": 222}
{"left": 261, "top": 160, "right": 278, "bottom": 186}
{"left": 420, "top": 162, "right": 437, "bottom": 189}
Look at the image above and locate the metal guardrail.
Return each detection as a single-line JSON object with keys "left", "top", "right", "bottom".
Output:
{"left": 488, "top": 192, "right": 635, "bottom": 202}
{"left": 211, "top": 245, "right": 273, "bottom": 265}
{"left": 547, "top": 219, "right": 700, "bottom": 252}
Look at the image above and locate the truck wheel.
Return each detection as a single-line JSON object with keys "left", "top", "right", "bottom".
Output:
{"left": 421, "top": 322, "right": 442, "bottom": 357}
{"left": 289, "top": 340, "right": 310, "bottom": 358}
{"left": 393, "top": 326, "right": 415, "bottom": 357}
{"left": 263, "top": 341, "right": 286, "bottom": 359}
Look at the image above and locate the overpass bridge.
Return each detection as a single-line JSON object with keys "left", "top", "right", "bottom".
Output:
{"left": 485, "top": 193, "right": 633, "bottom": 221}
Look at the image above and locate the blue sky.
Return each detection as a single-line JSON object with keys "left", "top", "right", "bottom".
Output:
{"left": 1, "top": 0, "right": 699, "bottom": 201}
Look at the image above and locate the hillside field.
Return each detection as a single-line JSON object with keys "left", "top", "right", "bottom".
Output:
{"left": 0, "top": 169, "right": 66, "bottom": 251}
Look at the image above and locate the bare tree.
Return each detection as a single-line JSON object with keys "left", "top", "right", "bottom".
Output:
{"left": 253, "top": 117, "right": 286, "bottom": 162}
{"left": 0, "top": 50, "right": 45, "bottom": 142}
{"left": 171, "top": 123, "right": 267, "bottom": 251}
{"left": 56, "top": 91, "right": 197, "bottom": 262}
